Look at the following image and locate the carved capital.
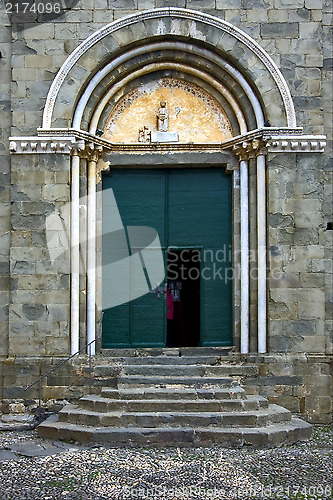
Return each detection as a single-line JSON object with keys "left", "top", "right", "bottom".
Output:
{"left": 233, "top": 138, "right": 267, "bottom": 160}
{"left": 85, "top": 142, "right": 104, "bottom": 162}
{"left": 70, "top": 141, "right": 103, "bottom": 161}
{"left": 70, "top": 140, "right": 86, "bottom": 157}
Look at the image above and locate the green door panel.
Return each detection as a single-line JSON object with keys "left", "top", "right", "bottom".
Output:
{"left": 102, "top": 170, "right": 166, "bottom": 348}
{"left": 168, "top": 169, "right": 232, "bottom": 347}
{"left": 102, "top": 168, "right": 232, "bottom": 348}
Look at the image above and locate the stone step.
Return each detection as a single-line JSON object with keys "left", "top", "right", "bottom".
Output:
{"left": 79, "top": 395, "right": 268, "bottom": 413}
{"left": 117, "top": 375, "right": 237, "bottom": 388}
{"left": 38, "top": 414, "right": 312, "bottom": 447}
{"left": 101, "top": 347, "right": 232, "bottom": 358}
{"left": 100, "top": 386, "right": 247, "bottom": 400}
{"left": 123, "top": 355, "right": 229, "bottom": 365}
{"left": 58, "top": 404, "right": 291, "bottom": 428}
{"left": 118, "top": 364, "right": 258, "bottom": 377}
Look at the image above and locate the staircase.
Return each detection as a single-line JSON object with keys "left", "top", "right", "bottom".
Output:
{"left": 38, "top": 350, "right": 312, "bottom": 447}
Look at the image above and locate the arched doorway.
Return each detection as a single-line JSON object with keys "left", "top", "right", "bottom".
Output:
{"left": 36, "top": 8, "right": 302, "bottom": 355}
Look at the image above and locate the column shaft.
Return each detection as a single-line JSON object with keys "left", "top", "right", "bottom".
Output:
{"left": 240, "top": 159, "right": 249, "bottom": 353}
{"left": 87, "top": 159, "right": 97, "bottom": 355}
{"left": 257, "top": 154, "right": 267, "bottom": 353}
{"left": 70, "top": 153, "right": 80, "bottom": 355}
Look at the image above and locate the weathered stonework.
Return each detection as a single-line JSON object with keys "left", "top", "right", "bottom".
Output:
{"left": 0, "top": 1, "right": 332, "bottom": 424}
{"left": 103, "top": 78, "right": 232, "bottom": 143}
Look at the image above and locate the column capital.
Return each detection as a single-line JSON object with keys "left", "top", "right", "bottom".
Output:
{"left": 232, "top": 138, "right": 268, "bottom": 160}
{"left": 71, "top": 141, "right": 103, "bottom": 161}
{"left": 85, "top": 142, "right": 104, "bottom": 162}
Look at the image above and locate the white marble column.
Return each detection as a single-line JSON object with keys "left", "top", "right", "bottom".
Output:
{"left": 87, "top": 156, "right": 97, "bottom": 355}
{"left": 70, "top": 148, "right": 81, "bottom": 355}
{"left": 240, "top": 159, "right": 250, "bottom": 353}
{"left": 257, "top": 154, "right": 267, "bottom": 353}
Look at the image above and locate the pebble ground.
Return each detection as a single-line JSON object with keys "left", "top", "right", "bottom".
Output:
{"left": 0, "top": 426, "right": 332, "bottom": 499}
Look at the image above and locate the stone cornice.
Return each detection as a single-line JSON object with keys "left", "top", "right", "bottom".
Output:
{"left": 9, "top": 127, "right": 326, "bottom": 157}
{"left": 267, "top": 136, "right": 327, "bottom": 153}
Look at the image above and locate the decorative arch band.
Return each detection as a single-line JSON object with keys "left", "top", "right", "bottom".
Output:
{"left": 42, "top": 8, "right": 296, "bottom": 130}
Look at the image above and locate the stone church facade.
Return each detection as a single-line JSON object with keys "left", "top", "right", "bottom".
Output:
{"left": 0, "top": 1, "right": 332, "bottom": 424}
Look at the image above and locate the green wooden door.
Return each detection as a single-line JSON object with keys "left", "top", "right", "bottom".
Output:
{"left": 102, "top": 168, "right": 232, "bottom": 348}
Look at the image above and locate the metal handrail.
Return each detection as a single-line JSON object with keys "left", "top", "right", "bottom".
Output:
{"left": 25, "top": 313, "right": 104, "bottom": 423}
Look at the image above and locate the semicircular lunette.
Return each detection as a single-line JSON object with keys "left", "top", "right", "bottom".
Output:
{"left": 102, "top": 78, "right": 233, "bottom": 144}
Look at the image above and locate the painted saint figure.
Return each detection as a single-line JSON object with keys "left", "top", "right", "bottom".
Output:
{"left": 157, "top": 101, "right": 169, "bottom": 132}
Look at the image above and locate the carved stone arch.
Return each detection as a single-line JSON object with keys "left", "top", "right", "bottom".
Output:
{"left": 78, "top": 43, "right": 258, "bottom": 136}
{"left": 92, "top": 69, "right": 244, "bottom": 138}
{"left": 43, "top": 8, "right": 296, "bottom": 130}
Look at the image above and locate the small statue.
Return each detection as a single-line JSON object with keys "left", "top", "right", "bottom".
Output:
{"left": 157, "top": 101, "right": 169, "bottom": 132}
{"left": 138, "top": 126, "right": 151, "bottom": 143}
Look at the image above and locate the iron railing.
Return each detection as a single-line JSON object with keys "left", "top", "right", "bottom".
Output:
{"left": 25, "top": 313, "right": 104, "bottom": 423}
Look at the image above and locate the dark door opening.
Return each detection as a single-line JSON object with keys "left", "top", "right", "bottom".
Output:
{"left": 166, "top": 249, "right": 201, "bottom": 347}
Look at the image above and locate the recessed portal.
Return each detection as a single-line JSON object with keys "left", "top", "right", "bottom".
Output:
{"left": 166, "top": 249, "right": 201, "bottom": 348}
{"left": 102, "top": 167, "right": 232, "bottom": 349}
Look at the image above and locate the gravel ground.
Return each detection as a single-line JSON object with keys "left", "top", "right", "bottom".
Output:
{"left": 0, "top": 426, "right": 332, "bottom": 499}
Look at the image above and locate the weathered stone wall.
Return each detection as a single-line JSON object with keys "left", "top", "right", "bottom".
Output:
{"left": 241, "top": 353, "right": 332, "bottom": 425}
{"left": 9, "top": 154, "right": 71, "bottom": 358}
{"left": 267, "top": 152, "right": 331, "bottom": 353}
{"left": 0, "top": 4, "right": 11, "bottom": 373}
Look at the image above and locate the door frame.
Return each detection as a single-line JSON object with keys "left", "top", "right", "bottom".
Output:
{"left": 98, "top": 155, "right": 237, "bottom": 350}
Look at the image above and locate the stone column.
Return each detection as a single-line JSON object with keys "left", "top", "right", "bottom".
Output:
{"left": 234, "top": 138, "right": 268, "bottom": 353}
{"left": 86, "top": 145, "right": 103, "bottom": 356}
{"left": 257, "top": 153, "right": 267, "bottom": 353}
{"left": 70, "top": 143, "right": 84, "bottom": 355}
{"left": 240, "top": 159, "right": 250, "bottom": 353}
{"left": 233, "top": 143, "right": 251, "bottom": 353}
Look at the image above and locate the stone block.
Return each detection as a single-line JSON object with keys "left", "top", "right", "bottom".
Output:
{"left": 45, "top": 336, "right": 70, "bottom": 356}
{"left": 54, "top": 23, "right": 77, "bottom": 39}
{"left": 311, "top": 259, "right": 325, "bottom": 272}
{"left": 269, "top": 301, "right": 298, "bottom": 320}
{"left": 23, "top": 23, "right": 55, "bottom": 40}
{"left": 11, "top": 214, "right": 45, "bottom": 231}
{"left": 66, "top": 10, "right": 93, "bottom": 22}
{"left": 300, "top": 21, "right": 321, "bottom": 40}
{"left": 300, "top": 272, "right": 325, "bottom": 288}
{"left": 298, "top": 301, "right": 325, "bottom": 320}
{"left": 269, "top": 273, "right": 300, "bottom": 289}
{"left": 268, "top": 9, "right": 289, "bottom": 22}
{"left": 46, "top": 304, "right": 70, "bottom": 322}
{"left": 297, "top": 336, "right": 326, "bottom": 353}
{"left": 10, "top": 261, "right": 36, "bottom": 274}
{"left": 216, "top": 0, "right": 241, "bottom": 7}
{"left": 25, "top": 55, "right": 53, "bottom": 69}
{"left": 311, "top": 10, "right": 323, "bottom": 22}
{"left": 137, "top": 0, "right": 154, "bottom": 8}
{"left": 187, "top": 0, "right": 216, "bottom": 9}
{"left": 261, "top": 22, "right": 299, "bottom": 38}
{"left": 274, "top": 0, "right": 304, "bottom": 6}
{"left": 246, "top": 9, "right": 268, "bottom": 22}
{"left": 42, "top": 185, "right": 69, "bottom": 202}
{"left": 12, "top": 68, "right": 37, "bottom": 82}
{"left": 305, "top": 0, "right": 322, "bottom": 9}
{"left": 288, "top": 9, "right": 311, "bottom": 22}
{"left": 294, "top": 210, "right": 322, "bottom": 228}
{"left": 270, "top": 288, "right": 324, "bottom": 304}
